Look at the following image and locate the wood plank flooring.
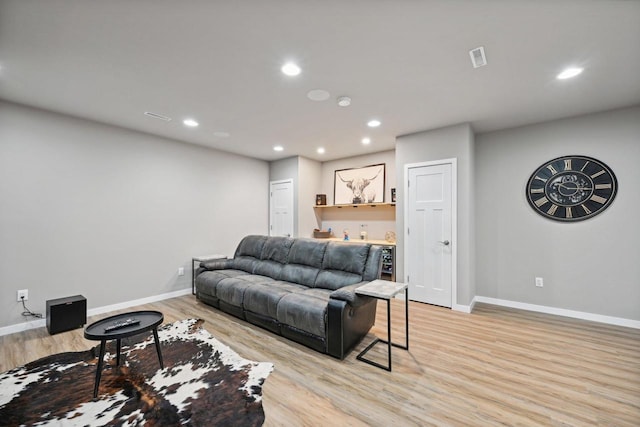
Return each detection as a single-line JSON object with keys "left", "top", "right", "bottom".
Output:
{"left": 1, "top": 295, "right": 639, "bottom": 426}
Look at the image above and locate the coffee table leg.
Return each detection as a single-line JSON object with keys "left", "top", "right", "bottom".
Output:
{"left": 94, "top": 340, "right": 106, "bottom": 398}
{"left": 153, "top": 327, "right": 164, "bottom": 369}
{"left": 116, "top": 339, "right": 121, "bottom": 366}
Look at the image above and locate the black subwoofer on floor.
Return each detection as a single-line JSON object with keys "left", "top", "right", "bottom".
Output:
{"left": 46, "top": 295, "right": 87, "bottom": 335}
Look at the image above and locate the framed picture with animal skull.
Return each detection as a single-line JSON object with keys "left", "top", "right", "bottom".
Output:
{"left": 334, "top": 163, "right": 385, "bottom": 205}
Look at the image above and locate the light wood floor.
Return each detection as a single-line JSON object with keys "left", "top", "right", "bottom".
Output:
{"left": 1, "top": 295, "right": 639, "bottom": 426}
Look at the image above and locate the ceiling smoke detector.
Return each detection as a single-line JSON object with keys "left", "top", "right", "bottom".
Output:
{"left": 337, "top": 96, "right": 351, "bottom": 107}
{"left": 469, "top": 46, "right": 487, "bottom": 68}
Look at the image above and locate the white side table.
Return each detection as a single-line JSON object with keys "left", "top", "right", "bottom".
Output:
{"left": 192, "top": 254, "right": 227, "bottom": 295}
{"left": 355, "top": 279, "right": 409, "bottom": 371}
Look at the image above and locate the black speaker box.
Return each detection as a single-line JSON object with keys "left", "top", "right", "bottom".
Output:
{"left": 46, "top": 295, "right": 87, "bottom": 335}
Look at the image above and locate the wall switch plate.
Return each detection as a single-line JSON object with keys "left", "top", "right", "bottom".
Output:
{"left": 535, "top": 277, "right": 544, "bottom": 287}
{"left": 178, "top": 267, "right": 185, "bottom": 276}
{"left": 17, "top": 289, "right": 28, "bottom": 302}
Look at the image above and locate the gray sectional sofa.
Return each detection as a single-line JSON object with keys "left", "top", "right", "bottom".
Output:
{"left": 195, "top": 235, "right": 383, "bottom": 359}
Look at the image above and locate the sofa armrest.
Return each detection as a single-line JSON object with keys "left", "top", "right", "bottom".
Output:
{"left": 330, "top": 282, "right": 372, "bottom": 308}
{"left": 200, "top": 258, "right": 233, "bottom": 270}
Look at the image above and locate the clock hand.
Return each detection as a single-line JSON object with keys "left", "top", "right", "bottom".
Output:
{"left": 553, "top": 182, "right": 592, "bottom": 190}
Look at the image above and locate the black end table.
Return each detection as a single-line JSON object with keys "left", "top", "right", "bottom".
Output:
{"left": 355, "top": 280, "right": 409, "bottom": 371}
{"left": 84, "top": 310, "right": 164, "bottom": 398}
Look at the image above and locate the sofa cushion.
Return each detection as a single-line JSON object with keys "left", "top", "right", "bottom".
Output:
{"left": 216, "top": 275, "right": 275, "bottom": 307}
{"left": 196, "top": 269, "right": 249, "bottom": 297}
{"left": 231, "top": 256, "right": 260, "bottom": 274}
{"left": 288, "top": 239, "right": 327, "bottom": 267}
{"left": 315, "top": 270, "right": 363, "bottom": 290}
{"left": 243, "top": 281, "right": 307, "bottom": 319}
{"left": 276, "top": 289, "right": 331, "bottom": 338}
{"left": 281, "top": 264, "right": 320, "bottom": 287}
{"left": 235, "top": 235, "right": 268, "bottom": 258}
{"left": 253, "top": 260, "right": 284, "bottom": 279}
{"left": 260, "top": 236, "right": 293, "bottom": 263}
{"left": 322, "top": 242, "right": 369, "bottom": 275}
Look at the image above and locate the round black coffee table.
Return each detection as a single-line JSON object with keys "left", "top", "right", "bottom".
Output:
{"left": 84, "top": 310, "right": 164, "bottom": 398}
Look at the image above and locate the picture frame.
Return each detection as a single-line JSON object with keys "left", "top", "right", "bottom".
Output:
{"left": 334, "top": 163, "right": 385, "bottom": 205}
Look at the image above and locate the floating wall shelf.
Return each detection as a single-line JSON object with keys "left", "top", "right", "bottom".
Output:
{"left": 313, "top": 203, "right": 396, "bottom": 209}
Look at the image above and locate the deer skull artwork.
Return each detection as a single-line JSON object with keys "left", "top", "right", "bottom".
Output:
{"left": 337, "top": 167, "right": 383, "bottom": 204}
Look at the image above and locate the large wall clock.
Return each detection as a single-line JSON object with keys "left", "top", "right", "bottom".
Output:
{"left": 526, "top": 155, "right": 617, "bottom": 222}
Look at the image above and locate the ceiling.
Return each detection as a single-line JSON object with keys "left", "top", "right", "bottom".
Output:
{"left": 1, "top": 0, "right": 639, "bottom": 162}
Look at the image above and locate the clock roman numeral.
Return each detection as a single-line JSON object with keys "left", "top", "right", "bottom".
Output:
{"left": 581, "top": 204, "right": 592, "bottom": 215}
{"left": 564, "top": 159, "right": 572, "bottom": 171}
{"left": 566, "top": 207, "right": 573, "bottom": 219}
{"left": 547, "top": 204, "right": 558, "bottom": 216}
{"left": 530, "top": 188, "right": 544, "bottom": 194}
{"left": 591, "top": 170, "right": 605, "bottom": 179}
{"left": 546, "top": 165, "right": 558, "bottom": 175}
{"left": 590, "top": 195, "right": 608, "bottom": 204}
{"left": 534, "top": 197, "right": 549, "bottom": 207}
{"left": 534, "top": 176, "right": 548, "bottom": 183}
{"left": 595, "top": 183, "right": 612, "bottom": 190}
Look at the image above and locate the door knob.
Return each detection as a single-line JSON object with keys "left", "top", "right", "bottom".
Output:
{"left": 439, "top": 240, "right": 450, "bottom": 246}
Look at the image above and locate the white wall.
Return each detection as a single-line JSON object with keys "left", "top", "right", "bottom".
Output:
{"left": 0, "top": 101, "right": 269, "bottom": 329}
{"left": 298, "top": 157, "right": 322, "bottom": 238}
{"left": 319, "top": 151, "right": 396, "bottom": 241}
{"left": 395, "top": 124, "right": 475, "bottom": 307}
{"left": 475, "top": 106, "right": 640, "bottom": 321}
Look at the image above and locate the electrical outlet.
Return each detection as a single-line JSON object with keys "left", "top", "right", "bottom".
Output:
{"left": 178, "top": 267, "right": 185, "bottom": 276}
{"left": 17, "top": 289, "right": 28, "bottom": 302}
{"left": 535, "top": 277, "right": 544, "bottom": 287}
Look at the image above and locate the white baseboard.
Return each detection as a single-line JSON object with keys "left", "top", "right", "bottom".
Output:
{"left": 0, "top": 288, "right": 192, "bottom": 337}
{"left": 473, "top": 296, "right": 640, "bottom": 329}
{"left": 452, "top": 303, "right": 473, "bottom": 313}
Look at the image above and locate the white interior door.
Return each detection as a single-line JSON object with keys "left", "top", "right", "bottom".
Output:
{"left": 406, "top": 161, "right": 454, "bottom": 307}
{"left": 270, "top": 179, "right": 294, "bottom": 237}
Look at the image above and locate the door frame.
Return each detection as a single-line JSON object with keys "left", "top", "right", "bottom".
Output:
{"left": 269, "top": 179, "right": 294, "bottom": 237}
{"left": 403, "top": 158, "right": 458, "bottom": 308}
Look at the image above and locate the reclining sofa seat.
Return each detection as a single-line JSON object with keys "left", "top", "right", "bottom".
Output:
{"left": 195, "top": 235, "right": 383, "bottom": 359}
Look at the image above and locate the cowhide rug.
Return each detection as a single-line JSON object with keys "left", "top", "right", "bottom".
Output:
{"left": 0, "top": 318, "right": 273, "bottom": 426}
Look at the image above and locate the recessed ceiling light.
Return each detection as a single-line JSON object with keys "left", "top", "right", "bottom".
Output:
{"left": 213, "top": 131, "right": 230, "bottom": 138}
{"left": 337, "top": 96, "right": 351, "bottom": 107}
{"left": 361, "top": 137, "right": 371, "bottom": 145}
{"left": 281, "top": 62, "right": 301, "bottom": 76}
{"left": 183, "top": 119, "right": 199, "bottom": 127}
{"left": 367, "top": 119, "right": 381, "bottom": 128}
{"left": 317, "top": 147, "right": 325, "bottom": 154}
{"left": 557, "top": 67, "right": 584, "bottom": 80}
{"left": 307, "top": 89, "right": 330, "bottom": 101}
{"left": 273, "top": 145, "right": 284, "bottom": 152}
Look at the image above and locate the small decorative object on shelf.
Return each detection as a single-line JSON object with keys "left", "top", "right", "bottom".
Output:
{"left": 391, "top": 188, "right": 396, "bottom": 203}
{"left": 315, "top": 194, "right": 327, "bottom": 205}
{"left": 343, "top": 229, "right": 350, "bottom": 241}
{"left": 385, "top": 231, "right": 396, "bottom": 243}
{"left": 313, "top": 229, "right": 332, "bottom": 238}
{"left": 360, "top": 224, "right": 368, "bottom": 240}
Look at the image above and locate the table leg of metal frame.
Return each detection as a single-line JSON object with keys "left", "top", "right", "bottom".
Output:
{"left": 153, "top": 327, "right": 164, "bottom": 369}
{"left": 116, "top": 339, "right": 121, "bottom": 366}
{"left": 191, "top": 258, "right": 196, "bottom": 295}
{"left": 357, "top": 289, "right": 409, "bottom": 371}
{"left": 93, "top": 340, "right": 106, "bottom": 399}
